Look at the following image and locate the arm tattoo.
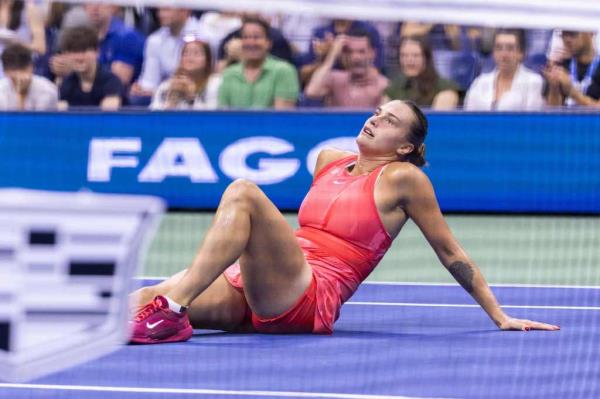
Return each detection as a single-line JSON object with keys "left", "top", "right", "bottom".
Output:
{"left": 448, "top": 261, "right": 475, "bottom": 294}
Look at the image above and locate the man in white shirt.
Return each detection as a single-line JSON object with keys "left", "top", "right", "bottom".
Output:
{"left": 0, "top": 43, "right": 58, "bottom": 111}
{"left": 130, "top": 7, "right": 198, "bottom": 97}
{"left": 464, "top": 29, "right": 543, "bottom": 111}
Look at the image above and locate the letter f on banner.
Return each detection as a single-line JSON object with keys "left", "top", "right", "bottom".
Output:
{"left": 138, "top": 138, "right": 218, "bottom": 183}
{"left": 87, "top": 138, "right": 141, "bottom": 182}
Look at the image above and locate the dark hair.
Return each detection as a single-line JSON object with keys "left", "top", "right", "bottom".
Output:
{"left": 403, "top": 100, "right": 428, "bottom": 167}
{"left": 1, "top": 43, "right": 32, "bottom": 70}
{"left": 241, "top": 16, "right": 271, "bottom": 41}
{"left": 60, "top": 26, "right": 99, "bottom": 53}
{"left": 46, "top": 2, "right": 67, "bottom": 29}
{"left": 8, "top": 0, "right": 24, "bottom": 31}
{"left": 399, "top": 35, "right": 440, "bottom": 106}
{"left": 493, "top": 29, "right": 526, "bottom": 52}
{"left": 346, "top": 27, "right": 374, "bottom": 49}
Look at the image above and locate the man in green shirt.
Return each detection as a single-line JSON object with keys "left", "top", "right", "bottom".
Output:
{"left": 218, "top": 17, "right": 299, "bottom": 109}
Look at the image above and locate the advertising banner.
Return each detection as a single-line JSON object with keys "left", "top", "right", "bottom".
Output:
{"left": 1, "top": 110, "right": 598, "bottom": 213}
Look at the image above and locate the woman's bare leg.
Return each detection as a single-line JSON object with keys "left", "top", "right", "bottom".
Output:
{"left": 166, "top": 179, "right": 312, "bottom": 318}
{"left": 129, "top": 270, "right": 187, "bottom": 312}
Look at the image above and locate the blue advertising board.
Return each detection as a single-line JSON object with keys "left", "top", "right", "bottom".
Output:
{"left": 0, "top": 110, "right": 598, "bottom": 213}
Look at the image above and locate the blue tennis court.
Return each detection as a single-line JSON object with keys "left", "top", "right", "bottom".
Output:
{"left": 2, "top": 281, "right": 599, "bottom": 399}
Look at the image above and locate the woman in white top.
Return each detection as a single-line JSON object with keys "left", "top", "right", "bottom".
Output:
{"left": 464, "top": 29, "right": 544, "bottom": 111}
{"left": 150, "top": 37, "right": 221, "bottom": 110}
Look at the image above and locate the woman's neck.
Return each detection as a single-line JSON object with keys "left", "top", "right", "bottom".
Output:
{"left": 351, "top": 154, "right": 396, "bottom": 175}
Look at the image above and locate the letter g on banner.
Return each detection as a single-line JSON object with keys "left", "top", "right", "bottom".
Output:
{"left": 219, "top": 137, "right": 300, "bottom": 184}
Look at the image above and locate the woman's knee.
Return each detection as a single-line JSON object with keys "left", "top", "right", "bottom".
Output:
{"left": 222, "top": 179, "right": 262, "bottom": 207}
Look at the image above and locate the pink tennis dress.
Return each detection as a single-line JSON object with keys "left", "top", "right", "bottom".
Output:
{"left": 224, "top": 155, "right": 393, "bottom": 333}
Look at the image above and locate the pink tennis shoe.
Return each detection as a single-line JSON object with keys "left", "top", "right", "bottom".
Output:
{"left": 129, "top": 295, "right": 193, "bottom": 344}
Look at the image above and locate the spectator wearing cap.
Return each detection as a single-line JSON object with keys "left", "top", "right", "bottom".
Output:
{"left": 0, "top": 43, "right": 58, "bottom": 110}
{"left": 58, "top": 26, "right": 123, "bottom": 110}
{"left": 150, "top": 38, "right": 220, "bottom": 110}
{"left": 464, "top": 29, "right": 543, "bottom": 110}
{"left": 218, "top": 17, "right": 299, "bottom": 109}
{"left": 304, "top": 29, "right": 388, "bottom": 108}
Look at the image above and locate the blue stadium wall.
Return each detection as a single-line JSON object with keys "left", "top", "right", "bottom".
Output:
{"left": 1, "top": 110, "right": 598, "bottom": 213}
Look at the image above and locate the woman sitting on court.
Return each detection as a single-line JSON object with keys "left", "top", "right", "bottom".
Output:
{"left": 464, "top": 29, "right": 544, "bottom": 111}
{"left": 150, "top": 37, "right": 221, "bottom": 110}
{"left": 130, "top": 100, "right": 559, "bottom": 344}
{"left": 383, "top": 35, "right": 459, "bottom": 109}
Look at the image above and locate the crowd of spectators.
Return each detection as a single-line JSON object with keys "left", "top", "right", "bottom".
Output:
{"left": 1, "top": 2, "right": 599, "bottom": 111}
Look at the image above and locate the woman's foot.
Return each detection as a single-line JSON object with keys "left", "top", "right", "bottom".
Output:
{"left": 129, "top": 295, "right": 193, "bottom": 344}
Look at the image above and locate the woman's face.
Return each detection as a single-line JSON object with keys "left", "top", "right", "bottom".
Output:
{"left": 399, "top": 40, "right": 425, "bottom": 78}
{"left": 180, "top": 42, "right": 207, "bottom": 72}
{"left": 493, "top": 34, "right": 522, "bottom": 73}
{"left": 356, "top": 100, "right": 415, "bottom": 158}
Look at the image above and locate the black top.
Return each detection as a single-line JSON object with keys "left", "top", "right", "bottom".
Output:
{"left": 60, "top": 63, "right": 124, "bottom": 107}
{"left": 543, "top": 58, "right": 600, "bottom": 102}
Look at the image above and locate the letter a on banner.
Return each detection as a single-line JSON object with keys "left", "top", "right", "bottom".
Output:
{"left": 138, "top": 138, "right": 218, "bottom": 183}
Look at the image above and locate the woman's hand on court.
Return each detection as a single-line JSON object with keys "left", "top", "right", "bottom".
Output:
{"left": 499, "top": 317, "right": 560, "bottom": 331}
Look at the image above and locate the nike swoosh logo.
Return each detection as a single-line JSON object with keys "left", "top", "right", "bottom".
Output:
{"left": 146, "top": 320, "right": 164, "bottom": 329}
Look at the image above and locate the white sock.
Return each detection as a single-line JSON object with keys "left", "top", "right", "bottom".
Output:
{"left": 164, "top": 295, "right": 186, "bottom": 314}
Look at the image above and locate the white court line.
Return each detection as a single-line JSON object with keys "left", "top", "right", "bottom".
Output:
{"left": 137, "top": 278, "right": 600, "bottom": 290}
{"left": 0, "top": 383, "right": 442, "bottom": 399}
{"left": 346, "top": 302, "right": 600, "bottom": 311}
{"left": 138, "top": 278, "right": 600, "bottom": 309}
{"left": 363, "top": 281, "right": 600, "bottom": 290}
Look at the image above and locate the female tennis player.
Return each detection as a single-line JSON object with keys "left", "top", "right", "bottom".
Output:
{"left": 130, "top": 100, "right": 560, "bottom": 343}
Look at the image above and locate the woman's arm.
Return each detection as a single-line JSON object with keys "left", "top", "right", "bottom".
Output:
{"left": 403, "top": 169, "right": 560, "bottom": 331}
{"left": 100, "top": 95, "right": 121, "bottom": 111}
{"left": 25, "top": 1, "right": 46, "bottom": 55}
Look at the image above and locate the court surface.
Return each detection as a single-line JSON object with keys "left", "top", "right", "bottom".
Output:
{"left": 2, "top": 280, "right": 599, "bottom": 399}
{"left": 2, "top": 213, "right": 599, "bottom": 398}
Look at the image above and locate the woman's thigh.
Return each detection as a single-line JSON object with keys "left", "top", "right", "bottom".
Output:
{"left": 186, "top": 274, "right": 249, "bottom": 331}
